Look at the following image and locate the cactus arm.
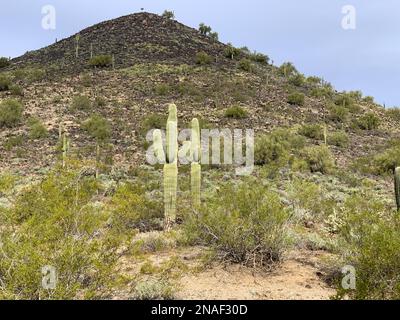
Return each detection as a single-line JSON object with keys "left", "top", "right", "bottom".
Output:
{"left": 191, "top": 162, "right": 201, "bottom": 208}
{"left": 153, "top": 129, "right": 166, "bottom": 164}
{"left": 166, "top": 120, "right": 178, "bottom": 164}
{"left": 191, "top": 118, "right": 201, "bottom": 162}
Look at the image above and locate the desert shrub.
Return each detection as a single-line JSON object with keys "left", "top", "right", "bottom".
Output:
{"left": 0, "top": 163, "right": 117, "bottom": 299}
{"left": 363, "top": 96, "right": 374, "bottom": 104}
{"left": 80, "top": 73, "right": 92, "bottom": 87}
{"left": 249, "top": 52, "right": 269, "bottom": 64}
{"left": 298, "top": 124, "right": 324, "bottom": 140}
{"left": 89, "top": 55, "right": 112, "bottom": 68}
{"left": 310, "top": 86, "right": 334, "bottom": 99}
{"left": 9, "top": 84, "right": 23, "bottom": 96}
{"left": 335, "top": 94, "right": 353, "bottom": 108}
{"left": 288, "top": 74, "right": 305, "bottom": 87}
{"left": 154, "top": 83, "right": 171, "bottom": 96}
{"left": 355, "top": 112, "right": 380, "bottom": 130}
{"left": 255, "top": 129, "right": 306, "bottom": 166}
{"left": 28, "top": 117, "right": 48, "bottom": 139}
{"left": 279, "top": 62, "right": 298, "bottom": 77}
{"left": 141, "top": 114, "right": 167, "bottom": 137}
{"left": 328, "top": 131, "right": 349, "bottom": 148}
{"left": 224, "top": 44, "right": 241, "bottom": 60}
{"left": 0, "top": 57, "right": 10, "bottom": 68}
{"left": 329, "top": 104, "right": 349, "bottom": 123}
{"left": 161, "top": 10, "right": 175, "bottom": 20}
{"left": 82, "top": 114, "right": 112, "bottom": 142}
{"left": 335, "top": 194, "right": 400, "bottom": 300}
{"left": 108, "top": 183, "right": 163, "bottom": 234}
{"left": 209, "top": 32, "right": 219, "bottom": 41}
{"left": 0, "top": 99, "right": 23, "bottom": 128}
{"left": 301, "top": 145, "right": 335, "bottom": 174}
{"left": 0, "top": 74, "right": 11, "bottom": 91}
{"left": 373, "top": 146, "right": 400, "bottom": 174}
{"left": 238, "top": 58, "right": 253, "bottom": 72}
{"left": 287, "top": 92, "right": 305, "bottom": 106}
{"left": 224, "top": 106, "right": 248, "bottom": 119}
{"left": 195, "top": 51, "right": 212, "bottom": 65}
{"left": 71, "top": 95, "right": 91, "bottom": 111}
{"left": 183, "top": 182, "right": 291, "bottom": 269}
{"left": 199, "top": 23, "right": 212, "bottom": 35}
{"left": 134, "top": 279, "right": 175, "bottom": 300}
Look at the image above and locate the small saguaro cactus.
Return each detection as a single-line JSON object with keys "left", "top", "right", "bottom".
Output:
{"left": 395, "top": 167, "right": 400, "bottom": 212}
{"left": 164, "top": 104, "right": 178, "bottom": 230}
{"left": 323, "top": 123, "right": 328, "bottom": 146}
{"left": 191, "top": 118, "right": 201, "bottom": 208}
{"left": 90, "top": 43, "right": 93, "bottom": 59}
{"left": 75, "top": 34, "right": 80, "bottom": 58}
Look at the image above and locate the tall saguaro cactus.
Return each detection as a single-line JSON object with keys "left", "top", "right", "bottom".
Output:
{"left": 164, "top": 104, "right": 178, "bottom": 230}
{"left": 395, "top": 167, "right": 400, "bottom": 212}
{"left": 191, "top": 118, "right": 201, "bottom": 208}
{"left": 75, "top": 34, "right": 80, "bottom": 58}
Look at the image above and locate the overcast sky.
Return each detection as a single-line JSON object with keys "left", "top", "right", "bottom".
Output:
{"left": 1, "top": 0, "right": 399, "bottom": 106}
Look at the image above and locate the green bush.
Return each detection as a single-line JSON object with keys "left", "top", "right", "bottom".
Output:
{"left": 288, "top": 74, "right": 305, "bottom": 87}
{"left": 141, "top": 114, "right": 167, "bottom": 136}
{"left": 71, "top": 95, "right": 91, "bottom": 111}
{"left": 254, "top": 129, "right": 305, "bottom": 166}
{"left": 82, "top": 114, "right": 112, "bottom": 142}
{"left": 355, "top": 112, "right": 380, "bottom": 130}
{"left": 287, "top": 92, "right": 305, "bottom": 106}
{"left": 89, "top": 55, "right": 113, "bottom": 68}
{"left": 183, "top": 182, "right": 291, "bottom": 269}
{"left": 0, "top": 163, "right": 116, "bottom": 299}
{"left": 80, "top": 73, "right": 92, "bottom": 87}
{"left": 224, "top": 44, "right": 241, "bottom": 60}
{"left": 3, "top": 135, "right": 24, "bottom": 151}
{"left": 108, "top": 183, "right": 163, "bottom": 234}
{"left": 328, "top": 131, "right": 349, "bottom": 148}
{"left": 0, "top": 57, "right": 10, "bottom": 68}
{"left": 335, "top": 94, "right": 353, "bottom": 108}
{"left": 154, "top": 83, "right": 171, "bottom": 96}
{"left": 301, "top": 145, "right": 335, "bottom": 174}
{"left": 310, "top": 86, "right": 334, "bottom": 99}
{"left": 0, "top": 74, "right": 11, "bottom": 91}
{"left": 298, "top": 124, "right": 324, "bottom": 140}
{"left": 195, "top": 51, "right": 212, "bottom": 65}
{"left": 386, "top": 108, "right": 400, "bottom": 122}
{"left": 373, "top": 146, "right": 400, "bottom": 174}
{"left": 134, "top": 279, "right": 175, "bottom": 300}
{"left": 335, "top": 194, "right": 400, "bottom": 300}
{"left": 9, "top": 84, "right": 23, "bottom": 96}
{"left": 94, "top": 96, "right": 106, "bottom": 107}
{"left": 238, "top": 58, "right": 253, "bottom": 72}
{"left": 279, "top": 62, "right": 298, "bottom": 77}
{"left": 28, "top": 117, "right": 48, "bottom": 139}
{"left": 161, "top": 10, "right": 175, "bottom": 20}
{"left": 224, "top": 106, "right": 248, "bottom": 119}
{"left": 329, "top": 105, "right": 349, "bottom": 123}
{"left": 249, "top": 52, "right": 269, "bottom": 64}
{"left": 0, "top": 99, "right": 23, "bottom": 128}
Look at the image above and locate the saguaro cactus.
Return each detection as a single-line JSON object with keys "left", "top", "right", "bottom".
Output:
{"left": 164, "top": 104, "right": 178, "bottom": 230}
{"left": 191, "top": 118, "right": 201, "bottom": 208}
{"left": 323, "top": 123, "right": 328, "bottom": 146}
{"left": 395, "top": 167, "right": 400, "bottom": 212}
{"left": 62, "top": 133, "right": 70, "bottom": 168}
{"left": 75, "top": 34, "right": 80, "bottom": 58}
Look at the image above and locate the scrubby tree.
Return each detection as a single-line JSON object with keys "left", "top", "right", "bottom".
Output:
{"left": 162, "top": 10, "right": 175, "bottom": 20}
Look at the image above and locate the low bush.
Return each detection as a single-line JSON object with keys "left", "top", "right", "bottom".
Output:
{"left": 89, "top": 55, "right": 113, "bottom": 68}
{"left": 279, "top": 62, "right": 298, "bottom": 77}
{"left": 249, "top": 52, "right": 269, "bottom": 64}
{"left": 288, "top": 74, "right": 305, "bottom": 87}
{"left": 71, "top": 95, "right": 91, "bottom": 111}
{"left": 355, "top": 112, "right": 380, "bottom": 130}
{"left": 82, "top": 114, "right": 112, "bottom": 142}
{"left": 298, "top": 124, "right": 324, "bottom": 140}
{"left": 329, "top": 105, "right": 349, "bottom": 123}
{"left": 328, "top": 131, "right": 349, "bottom": 148}
{"left": 0, "top": 74, "right": 11, "bottom": 91}
{"left": 28, "top": 117, "right": 48, "bottom": 139}
{"left": 287, "top": 92, "right": 305, "bottom": 106}
{"left": 196, "top": 51, "right": 212, "bottom": 65}
{"left": 224, "top": 44, "right": 241, "bottom": 60}
{"left": 0, "top": 99, "right": 23, "bottom": 128}
{"left": 183, "top": 182, "right": 291, "bottom": 269}
{"left": 224, "top": 106, "right": 248, "bottom": 119}
{"left": 238, "top": 58, "right": 253, "bottom": 72}
{"left": 9, "top": 84, "right": 23, "bottom": 96}
{"left": 301, "top": 145, "right": 335, "bottom": 174}
{"left": 155, "top": 83, "right": 171, "bottom": 95}
{"left": 0, "top": 57, "right": 10, "bottom": 68}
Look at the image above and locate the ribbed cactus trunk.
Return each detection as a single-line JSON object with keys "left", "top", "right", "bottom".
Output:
{"left": 395, "top": 167, "right": 400, "bottom": 212}
{"left": 191, "top": 118, "right": 201, "bottom": 208}
{"left": 164, "top": 104, "right": 178, "bottom": 230}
